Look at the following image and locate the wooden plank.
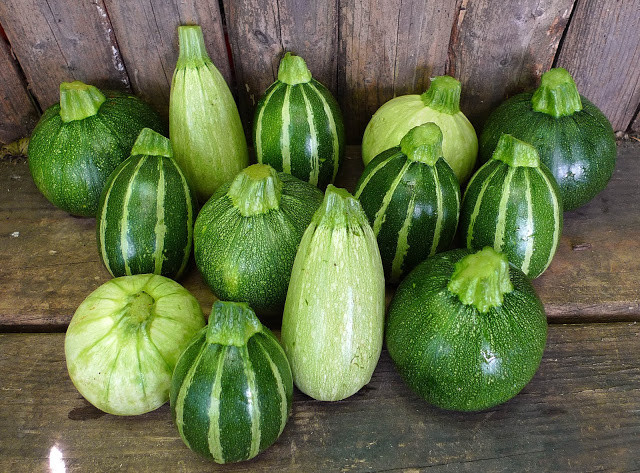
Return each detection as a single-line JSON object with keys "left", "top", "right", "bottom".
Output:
{"left": 2, "top": 142, "right": 640, "bottom": 329}
{"left": 339, "top": 0, "right": 455, "bottom": 143}
{"left": 0, "top": 37, "right": 39, "bottom": 144}
{"left": 447, "top": 0, "right": 575, "bottom": 128}
{"left": 555, "top": 0, "right": 640, "bottom": 132}
{"left": 0, "top": 0, "right": 130, "bottom": 110}
{"left": 1, "top": 323, "right": 639, "bottom": 471}
{"left": 103, "top": 0, "right": 231, "bottom": 118}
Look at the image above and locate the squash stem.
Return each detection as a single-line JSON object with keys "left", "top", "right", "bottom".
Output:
{"left": 447, "top": 247, "right": 514, "bottom": 313}
{"left": 400, "top": 123, "right": 444, "bottom": 165}
{"left": 227, "top": 164, "right": 283, "bottom": 217}
{"left": 531, "top": 68, "right": 582, "bottom": 118}
{"left": 128, "top": 291, "right": 155, "bottom": 325}
{"left": 176, "top": 25, "right": 211, "bottom": 68}
{"left": 491, "top": 134, "right": 540, "bottom": 168}
{"left": 131, "top": 128, "right": 173, "bottom": 158}
{"left": 420, "top": 76, "right": 461, "bottom": 114}
{"left": 314, "top": 185, "right": 369, "bottom": 230}
{"left": 277, "top": 52, "right": 312, "bottom": 85}
{"left": 59, "top": 81, "right": 106, "bottom": 123}
{"left": 206, "top": 301, "right": 262, "bottom": 347}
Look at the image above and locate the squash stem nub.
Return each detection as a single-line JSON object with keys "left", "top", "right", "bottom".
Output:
{"left": 491, "top": 134, "right": 540, "bottom": 168}
{"left": 400, "top": 123, "right": 444, "bottom": 165}
{"left": 447, "top": 247, "right": 514, "bottom": 313}
{"left": 277, "top": 52, "right": 312, "bottom": 85}
{"left": 131, "top": 128, "right": 173, "bottom": 158}
{"left": 531, "top": 67, "right": 583, "bottom": 118}
{"left": 420, "top": 76, "right": 462, "bottom": 114}
{"left": 314, "top": 185, "right": 369, "bottom": 230}
{"left": 227, "top": 164, "right": 283, "bottom": 217}
{"left": 177, "top": 25, "right": 211, "bottom": 68}
{"left": 206, "top": 301, "right": 262, "bottom": 347}
{"left": 59, "top": 81, "right": 106, "bottom": 123}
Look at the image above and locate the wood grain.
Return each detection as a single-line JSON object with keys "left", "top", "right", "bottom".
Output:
{"left": 0, "top": 38, "right": 39, "bottom": 144}
{"left": 339, "top": 0, "right": 455, "bottom": 142}
{"left": 447, "top": 0, "right": 575, "bottom": 128}
{"left": 1, "top": 323, "right": 639, "bottom": 471}
{"left": 0, "top": 0, "right": 130, "bottom": 110}
{"left": 555, "top": 0, "right": 640, "bottom": 132}
{"left": 103, "top": 0, "right": 231, "bottom": 118}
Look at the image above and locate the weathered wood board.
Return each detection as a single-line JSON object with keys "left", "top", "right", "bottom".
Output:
{"left": 1, "top": 323, "right": 639, "bottom": 471}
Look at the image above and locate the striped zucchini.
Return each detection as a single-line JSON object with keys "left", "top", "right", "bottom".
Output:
{"left": 459, "top": 134, "right": 563, "bottom": 279}
{"left": 170, "top": 301, "right": 293, "bottom": 463}
{"left": 253, "top": 52, "right": 345, "bottom": 188}
{"left": 355, "top": 123, "right": 460, "bottom": 283}
{"left": 97, "top": 128, "right": 196, "bottom": 280}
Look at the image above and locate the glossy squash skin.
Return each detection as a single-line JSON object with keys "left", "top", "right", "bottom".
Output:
{"left": 253, "top": 52, "right": 345, "bottom": 188}
{"left": 386, "top": 247, "right": 547, "bottom": 411}
{"left": 97, "top": 129, "right": 196, "bottom": 280}
{"left": 28, "top": 81, "right": 165, "bottom": 217}
{"left": 355, "top": 123, "right": 460, "bottom": 283}
{"left": 281, "top": 186, "right": 386, "bottom": 401}
{"left": 194, "top": 164, "right": 323, "bottom": 321}
{"left": 480, "top": 68, "right": 616, "bottom": 211}
{"left": 170, "top": 301, "right": 293, "bottom": 464}
{"left": 460, "top": 134, "right": 562, "bottom": 279}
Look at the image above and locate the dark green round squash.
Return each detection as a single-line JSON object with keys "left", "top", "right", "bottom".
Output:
{"left": 479, "top": 68, "right": 616, "bottom": 211}
{"left": 28, "top": 81, "right": 165, "bottom": 217}
{"left": 97, "top": 128, "right": 196, "bottom": 279}
{"left": 386, "top": 247, "right": 547, "bottom": 411}
{"left": 170, "top": 301, "right": 293, "bottom": 463}
{"left": 355, "top": 123, "right": 460, "bottom": 283}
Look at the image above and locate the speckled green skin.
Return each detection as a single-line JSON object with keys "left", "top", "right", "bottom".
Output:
{"left": 386, "top": 248, "right": 547, "bottom": 411}
{"left": 193, "top": 174, "right": 323, "bottom": 321}
{"left": 28, "top": 91, "right": 164, "bottom": 217}
{"left": 479, "top": 93, "right": 616, "bottom": 211}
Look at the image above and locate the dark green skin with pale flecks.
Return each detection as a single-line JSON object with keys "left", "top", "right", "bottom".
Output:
{"left": 194, "top": 174, "right": 323, "bottom": 321}
{"left": 170, "top": 328, "right": 293, "bottom": 463}
{"left": 27, "top": 91, "right": 165, "bottom": 217}
{"left": 386, "top": 248, "right": 547, "bottom": 411}
{"left": 479, "top": 93, "right": 616, "bottom": 211}
{"left": 355, "top": 147, "right": 460, "bottom": 283}
{"left": 97, "top": 153, "right": 196, "bottom": 279}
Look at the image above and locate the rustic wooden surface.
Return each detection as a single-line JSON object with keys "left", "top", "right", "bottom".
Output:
{"left": 0, "top": 38, "right": 39, "bottom": 144}
{"left": 1, "top": 142, "right": 639, "bottom": 329}
{"left": 0, "top": 0, "right": 130, "bottom": 110}
{"left": 447, "top": 0, "right": 574, "bottom": 128}
{"left": 103, "top": 0, "right": 231, "bottom": 119}
{"left": 555, "top": 0, "right": 640, "bottom": 132}
{"left": 1, "top": 323, "right": 639, "bottom": 472}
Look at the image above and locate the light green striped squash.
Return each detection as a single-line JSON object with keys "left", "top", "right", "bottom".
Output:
{"left": 459, "top": 134, "right": 563, "bottom": 279}
{"left": 281, "top": 186, "right": 385, "bottom": 401}
{"left": 362, "top": 75, "right": 478, "bottom": 183}
{"left": 170, "top": 25, "right": 248, "bottom": 203}
{"left": 194, "top": 164, "right": 323, "bottom": 321}
{"left": 386, "top": 247, "right": 547, "bottom": 411}
{"left": 28, "top": 81, "right": 165, "bottom": 217}
{"left": 253, "top": 52, "right": 345, "bottom": 188}
{"left": 97, "top": 128, "right": 196, "bottom": 280}
{"left": 170, "top": 301, "right": 293, "bottom": 464}
{"left": 65, "top": 274, "right": 205, "bottom": 415}
{"left": 355, "top": 123, "right": 461, "bottom": 283}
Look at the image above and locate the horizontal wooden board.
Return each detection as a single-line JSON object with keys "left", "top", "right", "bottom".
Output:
{"left": 1, "top": 323, "right": 639, "bottom": 471}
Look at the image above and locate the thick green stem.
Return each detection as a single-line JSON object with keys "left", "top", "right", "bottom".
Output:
{"left": 313, "top": 185, "right": 369, "bottom": 230}
{"left": 129, "top": 291, "right": 155, "bottom": 324}
{"left": 176, "top": 25, "right": 212, "bottom": 68}
{"left": 447, "top": 247, "right": 514, "bottom": 313}
{"left": 59, "top": 81, "right": 106, "bottom": 123}
{"left": 227, "top": 164, "right": 283, "bottom": 217}
{"left": 131, "top": 128, "right": 173, "bottom": 158}
{"left": 400, "top": 123, "right": 444, "bottom": 165}
{"left": 277, "top": 52, "right": 312, "bottom": 85}
{"left": 206, "top": 301, "right": 262, "bottom": 347}
{"left": 420, "top": 76, "right": 462, "bottom": 114}
{"left": 531, "top": 67, "right": 582, "bottom": 118}
{"left": 491, "top": 134, "right": 540, "bottom": 168}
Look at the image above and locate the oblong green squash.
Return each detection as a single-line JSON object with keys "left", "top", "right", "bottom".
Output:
{"left": 170, "top": 301, "right": 293, "bottom": 464}
{"left": 459, "top": 134, "right": 562, "bottom": 279}
{"left": 170, "top": 25, "right": 248, "bottom": 203}
{"left": 386, "top": 247, "right": 547, "bottom": 411}
{"left": 97, "top": 128, "right": 196, "bottom": 279}
{"left": 281, "top": 186, "right": 386, "bottom": 401}
{"left": 28, "top": 81, "right": 165, "bottom": 217}
{"left": 355, "top": 123, "right": 461, "bottom": 283}
{"left": 253, "top": 52, "right": 345, "bottom": 188}
{"left": 479, "top": 68, "right": 616, "bottom": 211}
{"left": 362, "top": 75, "right": 478, "bottom": 183}
{"left": 194, "top": 164, "right": 323, "bottom": 320}
{"left": 65, "top": 274, "right": 205, "bottom": 415}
